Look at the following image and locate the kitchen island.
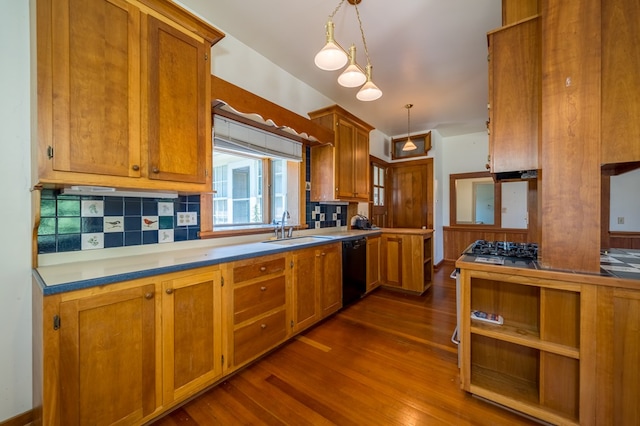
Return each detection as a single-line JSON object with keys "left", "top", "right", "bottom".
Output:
{"left": 455, "top": 248, "right": 640, "bottom": 425}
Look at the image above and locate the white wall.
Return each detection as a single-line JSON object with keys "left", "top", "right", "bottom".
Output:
{"left": 440, "top": 131, "right": 491, "bottom": 227}
{"left": 610, "top": 168, "right": 640, "bottom": 232}
{"left": 0, "top": 0, "right": 33, "bottom": 421}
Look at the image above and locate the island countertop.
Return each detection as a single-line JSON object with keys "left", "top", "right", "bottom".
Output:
{"left": 34, "top": 229, "right": 381, "bottom": 295}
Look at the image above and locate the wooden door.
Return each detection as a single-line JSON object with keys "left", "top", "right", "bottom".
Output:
{"left": 319, "top": 244, "right": 342, "bottom": 317}
{"left": 370, "top": 159, "right": 389, "bottom": 228}
{"left": 292, "top": 248, "right": 320, "bottom": 332}
{"left": 147, "top": 15, "right": 209, "bottom": 184}
{"left": 48, "top": 0, "right": 141, "bottom": 178}
{"left": 162, "top": 269, "right": 222, "bottom": 404}
{"left": 381, "top": 235, "right": 403, "bottom": 287}
{"left": 390, "top": 158, "right": 433, "bottom": 229}
{"left": 59, "top": 283, "right": 158, "bottom": 425}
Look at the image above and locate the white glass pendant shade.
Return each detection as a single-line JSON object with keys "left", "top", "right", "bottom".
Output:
{"left": 314, "top": 20, "right": 348, "bottom": 71}
{"left": 402, "top": 138, "right": 417, "bottom": 151}
{"left": 338, "top": 45, "right": 366, "bottom": 87}
{"left": 356, "top": 65, "right": 382, "bottom": 101}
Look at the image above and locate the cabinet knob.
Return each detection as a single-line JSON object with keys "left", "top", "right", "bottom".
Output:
{"left": 321, "top": 252, "right": 326, "bottom": 256}
{"left": 165, "top": 288, "right": 173, "bottom": 295}
{"left": 485, "top": 163, "right": 491, "bottom": 170}
{"left": 131, "top": 164, "right": 140, "bottom": 171}
{"left": 152, "top": 167, "right": 159, "bottom": 174}
{"left": 260, "top": 266, "right": 266, "bottom": 272}
{"left": 260, "top": 286, "right": 267, "bottom": 292}
{"left": 144, "top": 292, "right": 154, "bottom": 299}
{"left": 260, "top": 323, "right": 267, "bottom": 329}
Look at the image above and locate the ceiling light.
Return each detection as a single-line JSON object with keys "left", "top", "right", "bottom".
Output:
{"left": 315, "top": 0, "right": 382, "bottom": 101}
{"left": 402, "top": 104, "right": 417, "bottom": 151}
{"left": 338, "top": 45, "right": 366, "bottom": 87}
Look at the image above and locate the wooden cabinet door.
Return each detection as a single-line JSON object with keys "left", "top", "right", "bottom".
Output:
{"left": 335, "top": 117, "right": 356, "bottom": 200}
{"left": 597, "top": 287, "right": 640, "bottom": 425}
{"left": 488, "top": 16, "right": 540, "bottom": 173}
{"left": 318, "top": 244, "right": 342, "bottom": 317}
{"left": 601, "top": 0, "right": 640, "bottom": 164}
{"left": 353, "top": 127, "right": 371, "bottom": 200}
{"left": 46, "top": 0, "right": 142, "bottom": 178}
{"left": 162, "top": 269, "right": 222, "bottom": 404}
{"left": 291, "top": 248, "right": 320, "bottom": 332}
{"left": 381, "top": 235, "right": 403, "bottom": 288}
{"left": 366, "top": 236, "right": 380, "bottom": 292}
{"left": 147, "top": 15, "right": 209, "bottom": 185}
{"left": 59, "top": 283, "right": 159, "bottom": 426}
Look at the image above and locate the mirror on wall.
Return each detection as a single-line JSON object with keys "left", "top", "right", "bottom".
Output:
{"left": 450, "top": 172, "right": 502, "bottom": 227}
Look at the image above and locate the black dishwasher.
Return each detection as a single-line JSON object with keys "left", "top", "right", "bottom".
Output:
{"left": 342, "top": 237, "right": 367, "bottom": 307}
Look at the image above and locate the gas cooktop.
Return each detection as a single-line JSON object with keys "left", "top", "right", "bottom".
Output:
{"left": 461, "top": 240, "right": 539, "bottom": 268}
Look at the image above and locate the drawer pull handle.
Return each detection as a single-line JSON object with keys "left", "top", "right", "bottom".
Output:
{"left": 165, "top": 288, "right": 173, "bottom": 295}
{"left": 132, "top": 164, "right": 140, "bottom": 171}
{"left": 260, "top": 286, "right": 267, "bottom": 291}
{"left": 144, "top": 292, "right": 153, "bottom": 299}
{"left": 152, "top": 167, "right": 160, "bottom": 174}
{"left": 261, "top": 324, "right": 267, "bottom": 329}
{"left": 260, "top": 266, "right": 267, "bottom": 272}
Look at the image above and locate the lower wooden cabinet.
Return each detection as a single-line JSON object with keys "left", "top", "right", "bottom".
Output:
{"left": 161, "top": 268, "right": 223, "bottom": 404}
{"left": 228, "top": 253, "right": 289, "bottom": 369}
{"left": 33, "top": 245, "right": 349, "bottom": 425}
{"left": 596, "top": 287, "right": 640, "bottom": 425}
{"left": 291, "top": 247, "right": 321, "bottom": 333}
{"left": 457, "top": 265, "right": 600, "bottom": 425}
{"left": 39, "top": 278, "right": 162, "bottom": 426}
{"left": 366, "top": 236, "right": 381, "bottom": 292}
{"left": 318, "top": 243, "right": 342, "bottom": 318}
{"left": 290, "top": 242, "right": 342, "bottom": 334}
{"left": 380, "top": 230, "right": 433, "bottom": 294}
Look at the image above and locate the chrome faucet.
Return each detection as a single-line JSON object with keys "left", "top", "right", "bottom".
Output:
{"left": 280, "top": 210, "right": 290, "bottom": 239}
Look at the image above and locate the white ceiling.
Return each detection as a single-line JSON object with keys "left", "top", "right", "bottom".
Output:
{"left": 179, "top": 0, "right": 502, "bottom": 138}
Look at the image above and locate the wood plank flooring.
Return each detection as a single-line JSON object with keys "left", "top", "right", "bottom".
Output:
{"left": 152, "top": 267, "right": 540, "bottom": 426}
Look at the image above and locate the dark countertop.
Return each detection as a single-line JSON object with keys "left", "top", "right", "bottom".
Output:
{"left": 34, "top": 229, "right": 381, "bottom": 295}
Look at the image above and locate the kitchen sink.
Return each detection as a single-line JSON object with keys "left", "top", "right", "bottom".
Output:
{"left": 261, "top": 236, "right": 333, "bottom": 246}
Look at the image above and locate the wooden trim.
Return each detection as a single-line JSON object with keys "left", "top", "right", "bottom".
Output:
{"left": 211, "top": 76, "right": 334, "bottom": 145}
{"left": 0, "top": 410, "right": 34, "bottom": 426}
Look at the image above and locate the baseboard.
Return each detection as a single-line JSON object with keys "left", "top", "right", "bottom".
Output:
{"left": 0, "top": 410, "right": 33, "bottom": 426}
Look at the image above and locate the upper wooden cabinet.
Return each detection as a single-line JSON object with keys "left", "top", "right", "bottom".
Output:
{"left": 36, "top": 0, "right": 224, "bottom": 192}
{"left": 487, "top": 16, "right": 541, "bottom": 174}
{"left": 501, "top": 0, "right": 539, "bottom": 25}
{"left": 601, "top": 0, "right": 640, "bottom": 164}
{"left": 309, "top": 105, "right": 374, "bottom": 203}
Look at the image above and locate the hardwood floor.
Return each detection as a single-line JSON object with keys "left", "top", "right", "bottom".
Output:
{"left": 152, "top": 266, "right": 540, "bottom": 426}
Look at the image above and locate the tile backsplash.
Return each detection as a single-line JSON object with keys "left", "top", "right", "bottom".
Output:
{"left": 37, "top": 189, "right": 200, "bottom": 254}
{"left": 37, "top": 148, "right": 345, "bottom": 254}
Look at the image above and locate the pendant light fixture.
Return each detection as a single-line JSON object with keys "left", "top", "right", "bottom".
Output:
{"left": 314, "top": 0, "right": 382, "bottom": 101}
{"left": 402, "top": 104, "right": 417, "bottom": 151}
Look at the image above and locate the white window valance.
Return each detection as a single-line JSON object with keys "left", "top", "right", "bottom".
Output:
{"left": 213, "top": 115, "right": 303, "bottom": 162}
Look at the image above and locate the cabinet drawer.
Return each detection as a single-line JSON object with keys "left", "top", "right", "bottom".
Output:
{"left": 233, "top": 309, "right": 287, "bottom": 366}
{"left": 232, "top": 256, "right": 286, "bottom": 284}
{"left": 234, "top": 275, "right": 286, "bottom": 324}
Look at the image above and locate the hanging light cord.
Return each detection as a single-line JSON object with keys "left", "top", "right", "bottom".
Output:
{"left": 353, "top": 2, "right": 371, "bottom": 66}
{"left": 406, "top": 104, "right": 412, "bottom": 139}
{"left": 329, "top": 0, "right": 346, "bottom": 18}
